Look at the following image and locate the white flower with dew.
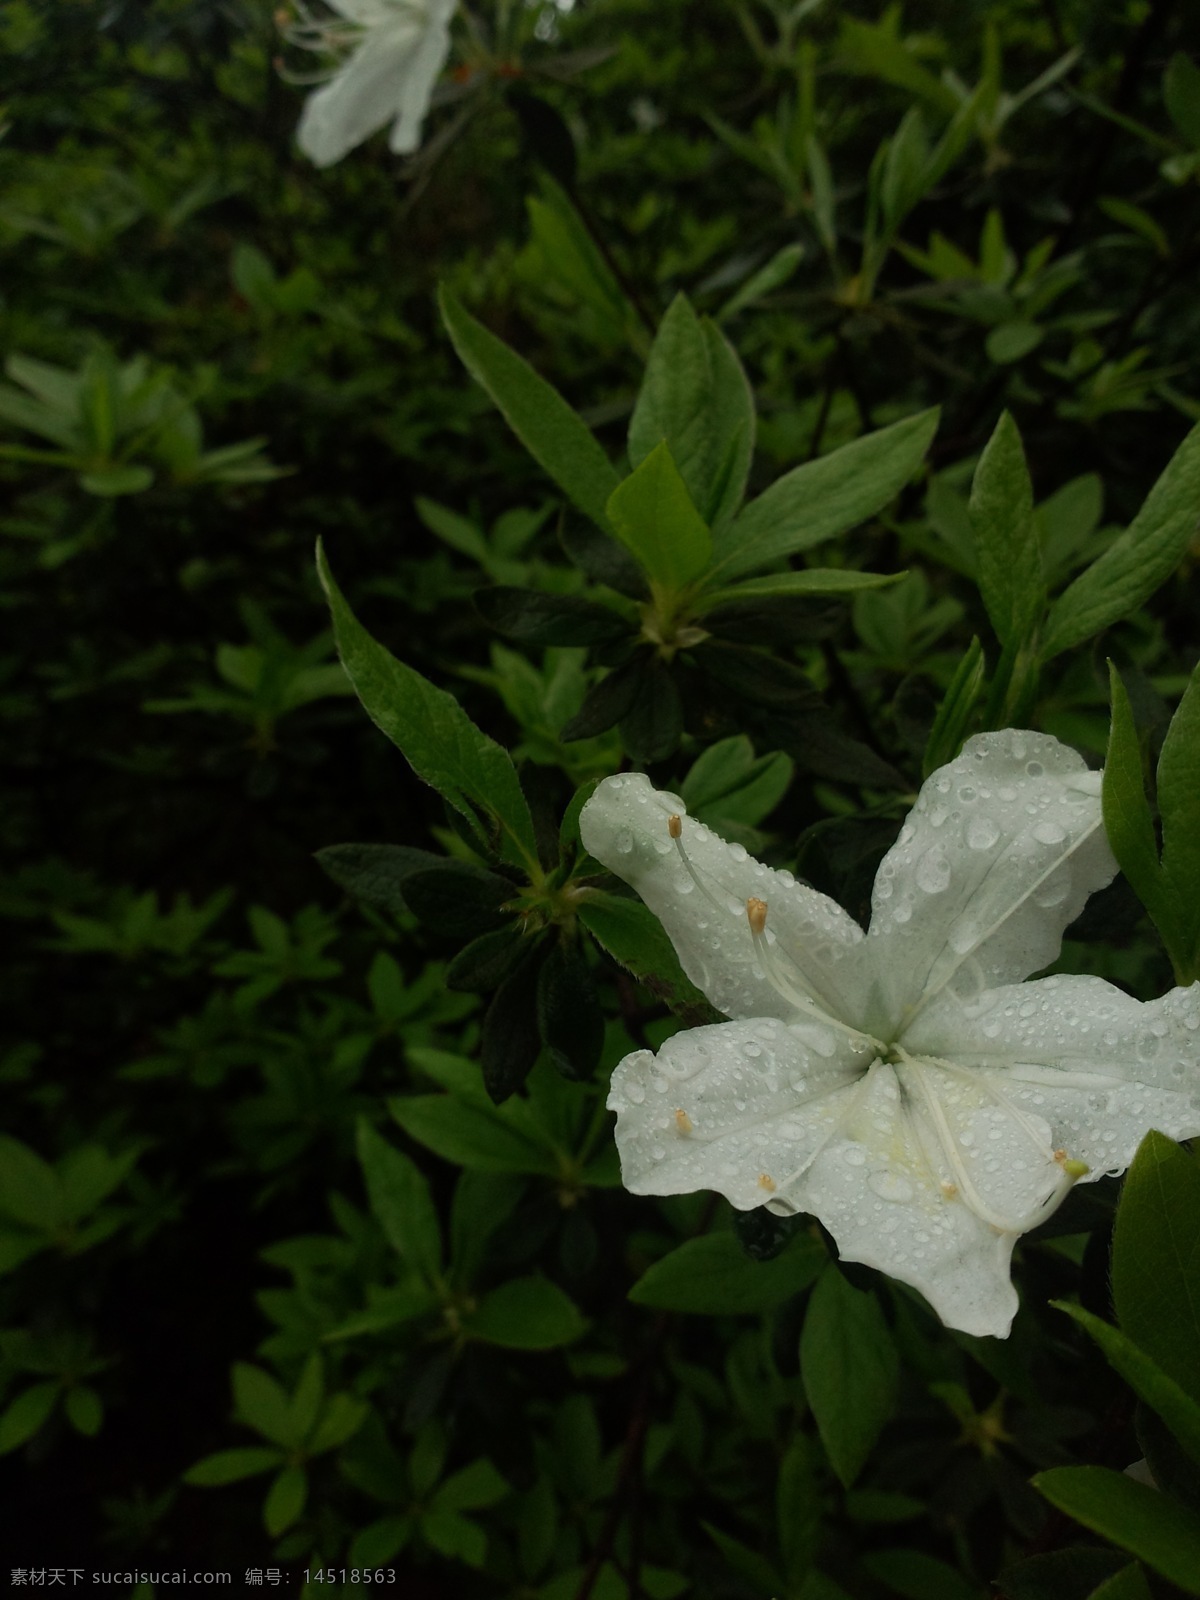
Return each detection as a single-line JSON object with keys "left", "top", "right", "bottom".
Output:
{"left": 286, "top": 0, "right": 457, "bottom": 168}
{"left": 580, "top": 731, "right": 1200, "bottom": 1338}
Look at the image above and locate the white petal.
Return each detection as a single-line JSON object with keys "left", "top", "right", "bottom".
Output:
{"left": 386, "top": 9, "right": 452, "bottom": 153}
{"left": 608, "top": 1015, "right": 875, "bottom": 1210}
{"left": 800, "top": 1063, "right": 1023, "bottom": 1338}
{"left": 866, "top": 731, "right": 1116, "bottom": 1033}
{"left": 905, "top": 974, "right": 1200, "bottom": 1178}
{"left": 296, "top": 19, "right": 425, "bottom": 168}
{"left": 581, "top": 773, "right": 867, "bottom": 1024}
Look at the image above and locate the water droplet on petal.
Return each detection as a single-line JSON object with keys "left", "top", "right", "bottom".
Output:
{"left": 615, "top": 828, "right": 633, "bottom": 854}
{"left": 1033, "top": 820, "right": 1066, "bottom": 845}
{"left": 915, "top": 848, "right": 952, "bottom": 894}
{"left": 868, "top": 1170, "right": 914, "bottom": 1203}
{"left": 967, "top": 815, "right": 1001, "bottom": 851}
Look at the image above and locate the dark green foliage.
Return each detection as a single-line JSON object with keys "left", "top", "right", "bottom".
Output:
{"left": 4, "top": 0, "right": 1200, "bottom": 1593}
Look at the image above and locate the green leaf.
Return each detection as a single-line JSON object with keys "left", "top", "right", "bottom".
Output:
{"left": 606, "top": 442, "right": 713, "bottom": 591}
{"left": 263, "top": 1463, "right": 307, "bottom": 1537}
{"left": 968, "top": 411, "right": 1044, "bottom": 647}
{"left": 711, "top": 408, "right": 939, "bottom": 580}
{"left": 985, "top": 321, "right": 1044, "bottom": 364}
{"left": 467, "top": 1274, "right": 587, "bottom": 1349}
{"left": 474, "top": 586, "right": 630, "bottom": 647}
{"left": 1053, "top": 1300, "right": 1200, "bottom": 1464}
{"left": 1087, "top": 1563, "right": 1155, "bottom": 1600}
{"left": 1033, "top": 1465, "right": 1200, "bottom": 1594}
{"left": 777, "top": 1434, "right": 819, "bottom": 1585}
{"left": 537, "top": 941, "right": 604, "bottom": 1081}
{"left": 80, "top": 464, "right": 155, "bottom": 496}
{"left": 619, "top": 656, "right": 684, "bottom": 763}
{"left": 313, "top": 842, "right": 455, "bottom": 920}
{"left": 998, "top": 1548, "right": 1130, "bottom": 1600}
{"left": 422, "top": 1507, "right": 487, "bottom": 1567}
{"left": 629, "top": 1229, "right": 825, "bottom": 1314}
{"left": 356, "top": 1119, "right": 442, "bottom": 1282}
{"left": 702, "top": 1520, "right": 785, "bottom": 1595}
{"left": 800, "top": 1265, "right": 898, "bottom": 1486}
{"left": 1164, "top": 54, "right": 1200, "bottom": 149}
{"left": 576, "top": 890, "right": 722, "bottom": 1029}
{"left": 0, "top": 1138, "right": 64, "bottom": 1232}
{"left": 1112, "top": 1131, "right": 1200, "bottom": 1402}
{"left": 439, "top": 287, "right": 620, "bottom": 530}
{"left": 183, "top": 1447, "right": 285, "bottom": 1486}
{"left": 1041, "top": 421, "right": 1200, "bottom": 659}
{"left": 233, "top": 1363, "right": 296, "bottom": 1448}
{"left": 350, "top": 1516, "right": 413, "bottom": 1568}
{"left": 861, "top": 1548, "right": 980, "bottom": 1600}
{"left": 64, "top": 1384, "right": 103, "bottom": 1436}
{"left": 316, "top": 543, "right": 539, "bottom": 872}
{"left": 1102, "top": 665, "right": 1180, "bottom": 965}
{"left": 307, "top": 1392, "right": 367, "bottom": 1454}
{"left": 0, "top": 1381, "right": 59, "bottom": 1454}
{"left": 923, "top": 636, "right": 986, "bottom": 777}
{"left": 717, "top": 242, "right": 806, "bottom": 322}
{"left": 481, "top": 938, "right": 547, "bottom": 1103}
{"left": 389, "top": 1095, "right": 558, "bottom": 1177}
{"left": 628, "top": 294, "right": 755, "bottom": 527}
{"left": 433, "top": 1457, "right": 510, "bottom": 1513}
{"left": 1156, "top": 662, "right": 1200, "bottom": 979}
{"left": 694, "top": 568, "right": 904, "bottom": 612}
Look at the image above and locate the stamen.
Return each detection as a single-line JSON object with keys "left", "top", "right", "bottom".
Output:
{"left": 899, "top": 1056, "right": 1071, "bottom": 1234}
{"left": 913, "top": 1050, "right": 1061, "bottom": 1170}
{"left": 674, "top": 1108, "right": 693, "bottom": 1136}
{"left": 757, "top": 1173, "right": 776, "bottom": 1191}
{"left": 941, "top": 1181, "right": 959, "bottom": 1199}
{"left": 668, "top": 816, "right": 726, "bottom": 916}
{"left": 747, "top": 898, "right": 884, "bottom": 1051}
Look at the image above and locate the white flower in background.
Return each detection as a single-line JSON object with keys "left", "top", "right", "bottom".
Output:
{"left": 580, "top": 732, "right": 1200, "bottom": 1338}
{"left": 287, "top": 0, "right": 457, "bottom": 168}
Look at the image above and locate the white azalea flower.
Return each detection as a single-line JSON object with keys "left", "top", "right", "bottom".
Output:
{"left": 580, "top": 732, "right": 1200, "bottom": 1338}
{"left": 289, "top": 0, "right": 457, "bottom": 169}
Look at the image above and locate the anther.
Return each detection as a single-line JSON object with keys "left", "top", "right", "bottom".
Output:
{"left": 940, "top": 1181, "right": 959, "bottom": 1199}
{"left": 674, "top": 1108, "right": 693, "bottom": 1136}
{"left": 1053, "top": 1147, "right": 1067, "bottom": 1162}
{"left": 746, "top": 897, "right": 767, "bottom": 935}
{"left": 757, "top": 1173, "right": 777, "bottom": 1192}
{"left": 668, "top": 814, "right": 682, "bottom": 839}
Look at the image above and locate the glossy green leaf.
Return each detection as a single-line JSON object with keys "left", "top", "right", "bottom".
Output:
{"left": 317, "top": 542, "right": 539, "bottom": 872}
{"left": 1102, "top": 666, "right": 1168, "bottom": 927}
{"left": 1053, "top": 1300, "right": 1200, "bottom": 1464}
{"left": 183, "top": 1446, "right": 284, "bottom": 1486}
{"left": 356, "top": 1119, "right": 442, "bottom": 1282}
{"left": 712, "top": 408, "right": 939, "bottom": 580}
{"left": 1156, "top": 662, "right": 1200, "bottom": 979}
{"left": 800, "top": 1266, "right": 898, "bottom": 1486}
{"left": 576, "top": 890, "right": 722, "bottom": 1029}
{"left": 1034, "top": 1465, "right": 1200, "bottom": 1594}
{"left": 1042, "top": 421, "right": 1200, "bottom": 659}
{"left": 968, "top": 410, "right": 1043, "bottom": 647}
{"left": 439, "top": 287, "right": 620, "bottom": 530}
{"left": 606, "top": 442, "right": 713, "bottom": 590}
{"left": 861, "top": 1548, "right": 979, "bottom": 1600}
{"left": 233, "top": 1363, "right": 296, "bottom": 1448}
{"left": 1112, "top": 1131, "right": 1200, "bottom": 1402}
{"left": 0, "top": 1382, "right": 59, "bottom": 1455}
{"left": 694, "top": 568, "right": 904, "bottom": 612}
{"left": 467, "top": 1275, "right": 587, "bottom": 1348}
{"left": 263, "top": 1463, "right": 307, "bottom": 1537}
{"left": 629, "top": 1229, "right": 824, "bottom": 1314}
{"left": 389, "top": 1095, "right": 558, "bottom": 1177}
{"left": 1088, "top": 1563, "right": 1155, "bottom": 1600}
{"left": 628, "top": 294, "right": 754, "bottom": 527}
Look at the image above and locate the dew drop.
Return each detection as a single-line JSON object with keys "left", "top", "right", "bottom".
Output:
{"left": 627, "top": 1083, "right": 646, "bottom": 1105}
{"left": 1025, "top": 760, "right": 1044, "bottom": 777}
{"left": 1033, "top": 820, "right": 1066, "bottom": 845}
{"left": 615, "top": 828, "right": 634, "bottom": 854}
{"left": 967, "top": 815, "right": 1001, "bottom": 851}
{"left": 868, "top": 1170, "right": 914, "bottom": 1203}
{"left": 915, "top": 848, "right": 952, "bottom": 895}
{"left": 843, "top": 1146, "right": 866, "bottom": 1167}
{"left": 744, "top": 1042, "right": 763, "bottom": 1059}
